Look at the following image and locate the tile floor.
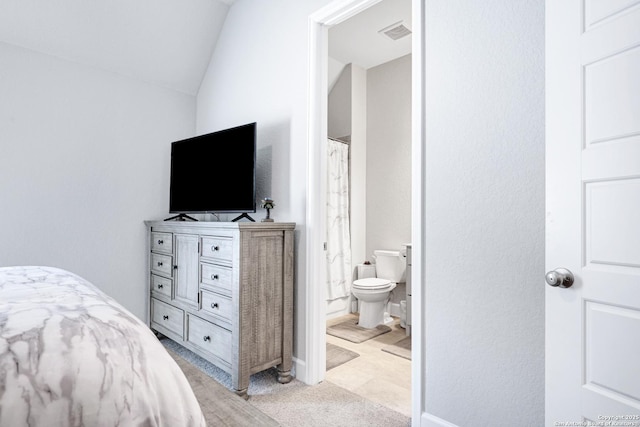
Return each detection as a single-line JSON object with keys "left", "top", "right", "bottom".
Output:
{"left": 325, "top": 313, "right": 412, "bottom": 418}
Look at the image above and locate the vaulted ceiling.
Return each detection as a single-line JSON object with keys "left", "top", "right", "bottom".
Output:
{"left": 0, "top": 0, "right": 411, "bottom": 97}
{"left": 0, "top": 0, "right": 235, "bottom": 95}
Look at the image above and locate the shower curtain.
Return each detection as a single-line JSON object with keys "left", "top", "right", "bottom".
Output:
{"left": 326, "top": 138, "right": 352, "bottom": 301}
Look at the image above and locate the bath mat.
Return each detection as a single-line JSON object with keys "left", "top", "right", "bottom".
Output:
{"left": 326, "top": 319, "right": 391, "bottom": 343}
{"left": 326, "top": 342, "right": 359, "bottom": 371}
{"left": 381, "top": 336, "right": 412, "bottom": 360}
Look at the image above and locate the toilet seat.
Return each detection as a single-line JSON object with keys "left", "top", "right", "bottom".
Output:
{"left": 353, "top": 277, "right": 393, "bottom": 290}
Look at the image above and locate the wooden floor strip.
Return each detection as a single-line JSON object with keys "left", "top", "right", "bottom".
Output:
{"left": 166, "top": 347, "right": 280, "bottom": 427}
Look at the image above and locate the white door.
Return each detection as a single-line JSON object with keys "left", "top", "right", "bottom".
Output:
{"left": 546, "top": 1, "right": 640, "bottom": 425}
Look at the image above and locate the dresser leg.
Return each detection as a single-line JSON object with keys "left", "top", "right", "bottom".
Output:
{"left": 277, "top": 369, "right": 293, "bottom": 384}
{"left": 235, "top": 388, "right": 249, "bottom": 400}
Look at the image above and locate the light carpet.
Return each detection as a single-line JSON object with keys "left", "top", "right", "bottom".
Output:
{"left": 161, "top": 338, "right": 410, "bottom": 427}
{"left": 166, "top": 347, "right": 279, "bottom": 426}
{"left": 161, "top": 337, "right": 281, "bottom": 395}
{"left": 248, "top": 379, "right": 410, "bottom": 427}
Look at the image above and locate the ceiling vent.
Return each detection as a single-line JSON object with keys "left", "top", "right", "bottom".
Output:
{"left": 378, "top": 21, "right": 412, "bottom": 41}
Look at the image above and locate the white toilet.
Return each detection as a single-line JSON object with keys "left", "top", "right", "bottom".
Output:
{"left": 352, "top": 249, "right": 406, "bottom": 329}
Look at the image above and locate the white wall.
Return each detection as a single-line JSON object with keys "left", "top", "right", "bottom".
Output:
{"left": 422, "top": 0, "right": 545, "bottom": 425}
{"left": 366, "top": 54, "right": 411, "bottom": 258}
{"left": 326, "top": 54, "right": 411, "bottom": 266}
{"left": 196, "top": 0, "right": 333, "bottom": 367}
{"left": 326, "top": 55, "right": 411, "bottom": 271}
{"left": 196, "top": 2, "right": 544, "bottom": 423}
{"left": 350, "top": 64, "right": 367, "bottom": 275}
{"left": 0, "top": 42, "right": 196, "bottom": 320}
{"left": 328, "top": 64, "right": 352, "bottom": 139}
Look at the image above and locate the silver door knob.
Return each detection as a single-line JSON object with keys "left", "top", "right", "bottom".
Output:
{"left": 545, "top": 268, "right": 574, "bottom": 288}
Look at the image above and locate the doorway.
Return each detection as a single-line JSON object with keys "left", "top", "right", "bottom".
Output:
{"left": 324, "top": 0, "right": 412, "bottom": 415}
{"left": 306, "top": 0, "right": 426, "bottom": 423}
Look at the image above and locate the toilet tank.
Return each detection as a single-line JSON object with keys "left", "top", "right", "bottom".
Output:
{"left": 373, "top": 249, "right": 406, "bottom": 282}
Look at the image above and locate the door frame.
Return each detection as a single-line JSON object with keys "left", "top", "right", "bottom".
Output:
{"left": 305, "top": 0, "right": 426, "bottom": 424}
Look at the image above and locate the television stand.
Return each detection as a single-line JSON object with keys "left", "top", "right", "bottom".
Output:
{"left": 164, "top": 213, "right": 198, "bottom": 222}
{"left": 231, "top": 213, "right": 255, "bottom": 222}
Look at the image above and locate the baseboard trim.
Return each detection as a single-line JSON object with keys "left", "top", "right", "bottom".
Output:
{"left": 389, "top": 302, "right": 401, "bottom": 317}
{"left": 292, "top": 357, "right": 309, "bottom": 384}
{"left": 422, "top": 413, "right": 460, "bottom": 427}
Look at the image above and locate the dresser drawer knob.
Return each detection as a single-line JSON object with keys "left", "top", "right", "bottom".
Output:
{"left": 211, "top": 302, "right": 219, "bottom": 309}
{"left": 211, "top": 274, "right": 218, "bottom": 280}
{"left": 203, "top": 335, "right": 211, "bottom": 342}
{"left": 157, "top": 239, "right": 163, "bottom": 245}
{"left": 173, "top": 265, "right": 178, "bottom": 270}
{"left": 157, "top": 284, "right": 164, "bottom": 289}
{"left": 212, "top": 245, "right": 219, "bottom": 252}
{"left": 163, "top": 315, "right": 169, "bottom": 320}
{"left": 157, "top": 261, "right": 163, "bottom": 267}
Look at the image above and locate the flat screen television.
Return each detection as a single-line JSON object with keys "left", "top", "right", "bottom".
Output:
{"left": 168, "top": 122, "right": 256, "bottom": 221}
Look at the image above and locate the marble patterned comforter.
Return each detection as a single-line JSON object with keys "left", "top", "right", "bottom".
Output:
{"left": 0, "top": 266, "right": 206, "bottom": 427}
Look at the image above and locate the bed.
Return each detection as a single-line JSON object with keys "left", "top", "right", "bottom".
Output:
{"left": 0, "top": 266, "right": 205, "bottom": 427}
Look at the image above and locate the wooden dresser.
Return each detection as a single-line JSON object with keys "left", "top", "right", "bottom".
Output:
{"left": 144, "top": 221, "right": 295, "bottom": 398}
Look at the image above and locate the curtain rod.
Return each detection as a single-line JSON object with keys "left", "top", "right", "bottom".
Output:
{"left": 328, "top": 136, "right": 349, "bottom": 144}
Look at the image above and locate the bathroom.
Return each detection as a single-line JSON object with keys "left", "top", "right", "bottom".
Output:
{"left": 323, "top": 0, "right": 412, "bottom": 416}
{"left": 325, "top": 0, "right": 412, "bottom": 325}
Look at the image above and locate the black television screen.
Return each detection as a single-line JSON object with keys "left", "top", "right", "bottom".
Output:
{"left": 169, "top": 122, "right": 256, "bottom": 215}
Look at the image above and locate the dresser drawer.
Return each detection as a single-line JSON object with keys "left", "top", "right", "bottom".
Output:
{"left": 201, "top": 290, "right": 232, "bottom": 322}
{"left": 151, "top": 274, "right": 172, "bottom": 298}
{"left": 201, "top": 236, "right": 233, "bottom": 263}
{"left": 187, "top": 314, "right": 232, "bottom": 364}
{"left": 151, "top": 298, "right": 184, "bottom": 336}
{"left": 200, "top": 263, "right": 232, "bottom": 294}
{"left": 151, "top": 232, "right": 173, "bottom": 254}
{"left": 151, "top": 253, "right": 173, "bottom": 277}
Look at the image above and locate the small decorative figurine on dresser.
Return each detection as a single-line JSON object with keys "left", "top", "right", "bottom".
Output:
{"left": 261, "top": 197, "right": 275, "bottom": 222}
